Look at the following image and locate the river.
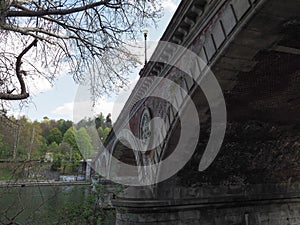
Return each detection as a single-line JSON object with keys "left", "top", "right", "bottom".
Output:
{"left": 0, "top": 184, "right": 109, "bottom": 224}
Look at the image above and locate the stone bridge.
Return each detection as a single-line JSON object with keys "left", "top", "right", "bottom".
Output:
{"left": 94, "top": 0, "right": 300, "bottom": 224}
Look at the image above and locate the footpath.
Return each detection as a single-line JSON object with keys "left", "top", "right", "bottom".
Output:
{"left": 0, "top": 180, "right": 90, "bottom": 187}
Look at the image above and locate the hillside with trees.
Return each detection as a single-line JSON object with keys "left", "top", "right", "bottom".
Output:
{"left": 0, "top": 112, "right": 111, "bottom": 176}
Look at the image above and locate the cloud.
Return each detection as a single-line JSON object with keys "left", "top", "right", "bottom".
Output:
{"left": 52, "top": 77, "right": 139, "bottom": 123}
{"left": 162, "top": 0, "right": 180, "bottom": 14}
{"left": 52, "top": 99, "right": 121, "bottom": 123}
{"left": 26, "top": 76, "right": 53, "bottom": 95}
{"left": 51, "top": 102, "right": 74, "bottom": 119}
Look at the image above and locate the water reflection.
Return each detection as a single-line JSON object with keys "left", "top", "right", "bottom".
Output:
{"left": 0, "top": 185, "right": 89, "bottom": 224}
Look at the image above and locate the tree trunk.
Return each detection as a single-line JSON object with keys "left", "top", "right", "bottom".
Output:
{"left": 13, "top": 125, "right": 20, "bottom": 160}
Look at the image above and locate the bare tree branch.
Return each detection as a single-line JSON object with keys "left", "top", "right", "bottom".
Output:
{"left": 7, "top": 0, "right": 120, "bottom": 17}
{"left": 0, "top": 39, "right": 37, "bottom": 100}
{"left": 0, "top": 0, "right": 162, "bottom": 102}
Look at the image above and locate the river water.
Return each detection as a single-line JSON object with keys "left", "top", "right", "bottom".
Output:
{"left": 0, "top": 184, "right": 91, "bottom": 224}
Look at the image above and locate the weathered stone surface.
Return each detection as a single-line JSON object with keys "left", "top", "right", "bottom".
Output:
{"left": 106, "top": 0, "right": 300, "bottom": 224}
{"left": 114, "top": 200, "right": 300, "bottom": 225}
{"left": 233, "top": 29, "right": 282, "bottom": 48}
{"left": 220, "top": 3, "right": 236, "bottom": 35}
{"left": 178, "top": 120, "right": 300, "bottom": 187}
{"left": 211, "top": 20, "right": 226, "bottom": 49}
{"left": 231, "top": 0, "right": 251, "bottom": 20}
{"left": 222, "top": 43, "right": 259, "bottom": 60}
{"left": 217, "top": 56, "right": 257, "bottom": 72}
{"left": 198, "top": 47, "right": 207, "bottom": 66}
{"left": 204, "top": 34, "right": 216, "bottom": 61}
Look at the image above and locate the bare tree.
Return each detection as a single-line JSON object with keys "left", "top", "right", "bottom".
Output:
{"left": 0, "top": 0, "right": 162, "bottom": 101}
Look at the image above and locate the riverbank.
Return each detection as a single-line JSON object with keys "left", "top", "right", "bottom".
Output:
{"left": 0, "top": 180, "right": 90, "bottom": 187}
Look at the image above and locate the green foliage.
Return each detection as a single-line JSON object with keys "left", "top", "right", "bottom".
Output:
{"left": 47, "top": 141, "right": 59, "bottom": 152}
{"left": 76, "top": 127, "right": 94, "bottom": 159}
{"left": 38, "top": 137, "right": 48, "bottom": 160}
{"left": 105, "top": 114, "right": 112, "bottom": 128}
{"left": 47, "top": 128, "right": 63, "bottom": 145}
{"left": 95, "top": 113, "right": 105, "bottom": 129}
{"left": 63, "top": 127, "right": 82, "bottom": 162}
{"left": 57, "top": 142, "right": 72, "bottom": 156}
{"left": 98, "top": 127, "right": 111, "bottom": 142}
{"left": 57, "top": 184, "right": 118, "bottom": 225}
{"left": 51, "top": 153, "right": 62, "bottom": 171}
{"left": 0, "top": 112, "right": 112, "bottom": 164}
{"left": 63, "top": 127, "right": 78, "bottom": 152}
{"left": 86, "top": 126, "right": 101, "bottom": 153}
{"left": 0, "top": 167, "right": 15, "bottom": 180}
{"left": 56, "top": 119, "right": 73, "bottom": 136}
{"left": 0, "top": 133, "right": 11, "bottom": 159}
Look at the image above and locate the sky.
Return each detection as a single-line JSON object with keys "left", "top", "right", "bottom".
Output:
{"left": 9, "top": 0, "right": 181, "bottom": 122}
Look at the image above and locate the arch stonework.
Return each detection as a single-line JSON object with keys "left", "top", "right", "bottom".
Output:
{"left": 108, "top": 137, "right": 140, "bottom": 181}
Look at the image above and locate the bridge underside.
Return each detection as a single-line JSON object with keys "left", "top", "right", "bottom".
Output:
{"left": 178, "top": 0, "right": 300, "bottom": 188}
{"left": 112, "top": 0, "right": 300, "bottom": 224}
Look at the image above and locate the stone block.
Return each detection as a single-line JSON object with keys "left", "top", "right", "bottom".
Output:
{"left": 218, "top": 80, "right": 238, "bottom": 91}
{"left": 178, "top": 210, "right": 201, "bottom": 220}
{"left": 213, "top": 67, "right": 239, "bottom": 81}
{"left": 212, "top": 20, "right": 226, "bottom": 49}
{"left": 204, "top": 34, "right": 216, "bottom": 61}
{"left": 183, "top": 75, "right": 194, "bottom": 92}
{"left": 233, "top": 29, "right": 281, "bottom": 49}
{"left": 155, "top": 146, "right": 161, "bottom": 161}
{"left": 231, "top": 0, "right": 251, "bottom": 21}
{"left": 217, "top": 56, "right": 257, "bottom": 72}
{"left": 261, "top": 0, "right": 300, "bottom": 18}
{"left": 173, "top": 88, "right": 184, "bottom": 109}
{"left": 199, "top": 47, "right": 208, "bottom": 66}
{"left": 168, "top": 106, "right": 175, "bottom": 124}
{"left": 223, "top": 43, "right": 259, "bottom": 60}
{"left": 247, "top": 12, "right": 285, "bottom": 34}
{"left": 163, "top": 117, "right": 170, "bottom": 135}
{"left": 220, "top": 4, "right": 237, "bottom": 35}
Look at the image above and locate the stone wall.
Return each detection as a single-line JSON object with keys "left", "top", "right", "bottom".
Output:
{"left": 115, "top": 200, "right": 300, "bottom": 225}
{"left": 110, "top": 0, "right": 300, "bottom": 223}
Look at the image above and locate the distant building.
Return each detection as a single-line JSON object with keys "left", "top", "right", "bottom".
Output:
{"left": 44, "top": 152, "right": 53, "bottom": 162}
{"left": 79, "top": 159, "right": 94, "bottom": 180}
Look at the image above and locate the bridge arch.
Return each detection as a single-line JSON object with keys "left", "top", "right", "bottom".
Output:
{"left": 97, "top": 155, "right": 108, "bottom": 177}
{"left": 107, "top": 131, "right": 144, "bottom": 184}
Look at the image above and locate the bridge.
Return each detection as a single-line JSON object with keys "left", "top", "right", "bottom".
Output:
{"left": 94, "top": 0, "right": 300, "bottom": 224}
